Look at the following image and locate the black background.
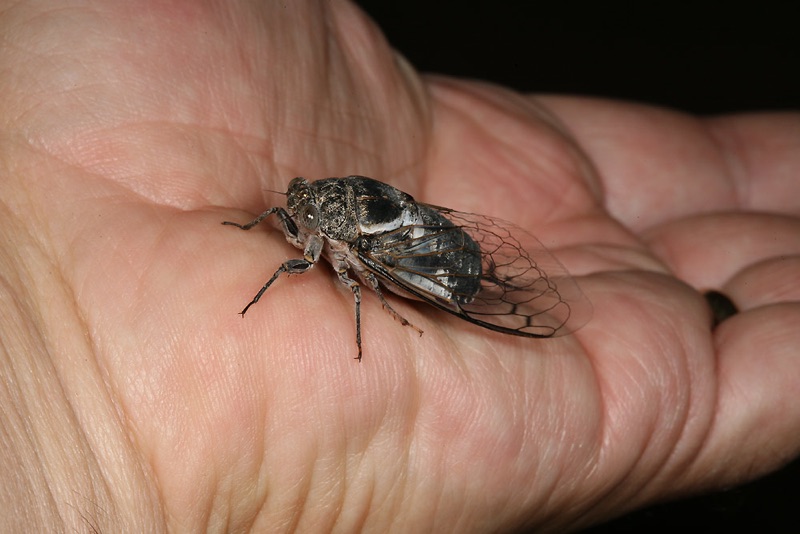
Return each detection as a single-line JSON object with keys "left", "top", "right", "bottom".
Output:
{"left": 353, "top": 2, "right": 799, "bottom": 113}
{"left": 353, "top": 2, "right": 799, "bottom": 532}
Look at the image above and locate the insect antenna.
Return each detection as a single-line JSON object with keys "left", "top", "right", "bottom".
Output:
{"left": 263, "top": 187, "right": 287, "bottom": 196}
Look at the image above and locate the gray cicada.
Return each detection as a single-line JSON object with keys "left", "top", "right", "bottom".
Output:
{"left": 223, "top": 176, "right": 590, "bottom": 361}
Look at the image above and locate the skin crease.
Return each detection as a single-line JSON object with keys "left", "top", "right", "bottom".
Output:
{"left": 0, "top": 0, "right": 798, "bottom": 532}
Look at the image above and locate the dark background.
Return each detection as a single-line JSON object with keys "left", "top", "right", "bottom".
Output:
{"left": 353, "top": 2, "right": 799, "bottom": 113}
{"left": 353, "top": 2, "right": 799, "bottom": 532}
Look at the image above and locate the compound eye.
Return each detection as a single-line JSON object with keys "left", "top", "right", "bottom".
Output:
{"left": 299, "top": 204, "right": 319, "bottom": 230}
{"left": 288, "top": 177, "right": 307, "bottom": 190}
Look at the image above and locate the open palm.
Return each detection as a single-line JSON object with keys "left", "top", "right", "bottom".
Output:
{"left": 2, "top": 1, "right": 798, "bottom": 531}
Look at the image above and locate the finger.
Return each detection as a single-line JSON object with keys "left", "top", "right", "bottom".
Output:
{"left": 539, "top": 97, "right": 800, "bottom": 231}
{"left": 682, "top": 303, "right": 800, "bottom": 491}
{"left": 727, "top": 256, "right": 800, "bottom": 307}
{"left": 706, "top": 113, "right": 800, "bottom": 217}
{"left": 645, "top": 212, "right": 800, "bottom": 289}
{"left": 536, "top": 97, "right": 735, "bottom": 231}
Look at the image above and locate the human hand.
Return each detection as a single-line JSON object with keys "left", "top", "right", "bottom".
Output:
{"left": 1, "top": 1, "right": 798, "bottom": 531}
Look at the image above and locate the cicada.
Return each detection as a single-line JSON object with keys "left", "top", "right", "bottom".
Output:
{"left": 223, "top": 176, "right": 590, "bottom": 361}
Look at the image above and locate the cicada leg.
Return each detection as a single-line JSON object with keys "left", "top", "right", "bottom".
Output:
{"left": 364, "top": 272, "right": 423, "bottom": 336}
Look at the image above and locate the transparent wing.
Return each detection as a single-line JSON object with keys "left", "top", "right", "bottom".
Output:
{"left": 357, "top": 204, "right": 592, "bottom": 338}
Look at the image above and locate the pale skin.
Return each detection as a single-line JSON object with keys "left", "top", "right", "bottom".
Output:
{"left": 1, "top": 0, "right": 798, "bottom": 532}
